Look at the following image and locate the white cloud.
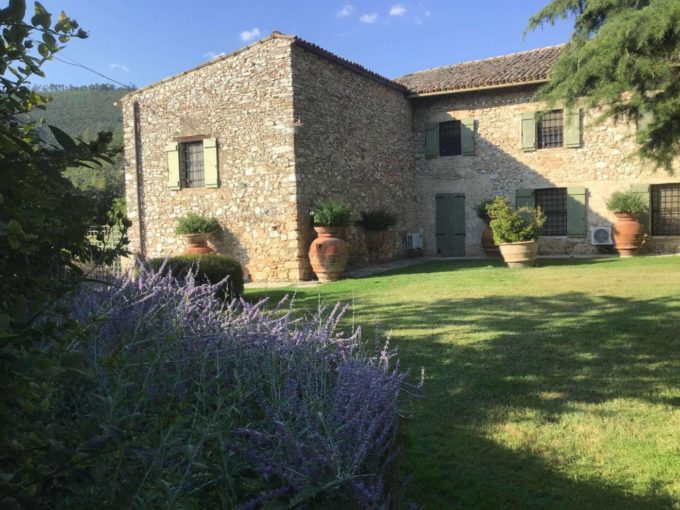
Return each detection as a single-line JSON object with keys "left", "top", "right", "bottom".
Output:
{"left": 359, "top": 12, "right": 378, "bottom": 24}
{"left": 204, "top": 51, "right": 226, "bottom": 60}
{"left": 336, "top": 4, "right": 354, "bottom": 18}
{"left": 109, "top": 63, "right": 130, "bottom": 72}
{"left": 424, "top": 9, "right": 431, "bottom": 17}
{"left": 389, "top": 4, "right": 406, "bottom": 16}
{"left": 239, "top": 27, "right": 261, "bottom": 42}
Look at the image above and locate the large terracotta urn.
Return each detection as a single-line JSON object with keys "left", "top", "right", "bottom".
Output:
{"left": 498, "top": 240, "right": 539, "bottom": 268}
{"left": 612, "top": 212, "right": 644, "bottom": 257}
{"left": 180, "top": 233, "right": 214, "bottom": 255}
{"left": 481, "top": 223, "right": 500, "bottom": 257}
{"left": 308, "top": 226, "right": 348, "bottom": 282}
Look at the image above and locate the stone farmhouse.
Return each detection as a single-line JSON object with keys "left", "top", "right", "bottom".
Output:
{"left": 119, "top": 32, "right": 680, "bottom": 281}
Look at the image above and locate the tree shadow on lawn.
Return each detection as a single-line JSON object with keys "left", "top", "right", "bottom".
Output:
{"left": 369, "top": 292, "right": 680, "bottom": 508}
{"left": 249, "top": 286, "right": 680, "bottom": 508}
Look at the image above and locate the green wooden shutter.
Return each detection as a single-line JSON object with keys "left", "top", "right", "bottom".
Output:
{"left": 566, "top": 187, "right": 587, "bottom": 237}
{"left": 631, "top": 183, "right": 651, "bottom": 233}
{"left": 564, "top": 108, "right": 582, "bottom": 148}
{"left": 203, "top": 138, "right": 219, "bottom": 188}
{"left": 166, "top": 142, "right": 181, "bottom": 190}
{"left": 521, "top": 112, "right": 536, "bottom": 152}
{"left": 425, "top": 122, "right": 439, "bottom": 159}
{"left": 516, "top": 189, "right": 534, "bottom": 209}
{"left": 461, "top": 118, "right": 475, "bottom": 156}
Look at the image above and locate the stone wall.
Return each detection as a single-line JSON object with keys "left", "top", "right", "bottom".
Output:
{"left": 291, "top": 45, "right": 417, "bottom": 278}
{"left": 412, "top": 85, "right": 680, "bottom": 256}
{"left": 120, "top": 37, "right": 302, "bottom": 281}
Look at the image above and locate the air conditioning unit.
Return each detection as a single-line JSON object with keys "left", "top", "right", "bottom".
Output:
{"left": 406, "top": 232, "right": 423, "bottom": 250}
{"left": 591, "top": 226, "right": 613, "bottom": 245}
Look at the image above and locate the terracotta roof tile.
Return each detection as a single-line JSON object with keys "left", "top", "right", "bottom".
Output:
{"left": 395, "top": 45, "right": 564, "bottom": 95}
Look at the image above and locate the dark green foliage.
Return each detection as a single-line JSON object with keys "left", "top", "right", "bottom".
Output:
{"left": 606, "top": 190, "right": 647, "bottom": 214}
{"left": 476, "top": 199, "right": 495, "bottom": 223}
{"left": 174, "top": 212, "right": 220, "bottom": 235}
{"left": 310, "top": 200, "right": 352, "bottom": 227}
{"left": 487, "top": 196, "right": 546, "bottom": 244}
{"left": 0, "top": 2, "right": 130, "bottom": 504}
{"left": 527, "top": 0, "right": 680, "bottom": 171}
{"left": 359, "top": 209, "right": 397, "bottom": 231}
{"left": 146, "top": 254, "right": 244, "bottom": 298}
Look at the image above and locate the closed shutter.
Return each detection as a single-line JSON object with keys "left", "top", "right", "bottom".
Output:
{"left": 203, "top": 138, "right": 219, "bottom": 188}
{"left": 166, "top": 142, "right": 181, "bottom": 190}
{"left": 631, "top": 184, "right": 651, "bottom": 233}
{"left": 461, "top": 118, "right": 475, "bottom": 155}
{"left": 564, "top": 108, "right": 582, "bottom": 148}
{"left": 425, "top": 122, "right": 439, "bottom": 159}
{"left": 521, "top": 112, "right": 536, "bottom": 152}
{"left": 516, "top": 189, "right": 534, "bottom": 209}
{"left": 566, "top": 187, "right": 587, "bottom": 237}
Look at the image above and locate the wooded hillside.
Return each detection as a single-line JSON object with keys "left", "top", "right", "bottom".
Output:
{"left": 30, "top": 84, "right": 135, "bottom": 198}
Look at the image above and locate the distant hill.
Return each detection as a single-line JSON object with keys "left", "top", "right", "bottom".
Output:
{"left": 30, "top": 84, "right": 135, "bottom": 199}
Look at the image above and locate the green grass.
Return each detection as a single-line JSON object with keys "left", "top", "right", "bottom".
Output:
{"left": 247, "top": 257, "right": 680, "bottom": 509}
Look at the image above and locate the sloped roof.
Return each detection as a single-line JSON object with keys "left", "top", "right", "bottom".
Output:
{"left": 395, "top": 45, "right": 564, "bottom": 96}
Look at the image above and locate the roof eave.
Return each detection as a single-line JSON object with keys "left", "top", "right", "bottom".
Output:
{"left": 405, "top": 79, "right": 548, "bottom": 99}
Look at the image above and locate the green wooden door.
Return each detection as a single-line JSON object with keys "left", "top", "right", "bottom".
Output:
{"left": 435, "top": 194, "right": 466, "bottom": 257}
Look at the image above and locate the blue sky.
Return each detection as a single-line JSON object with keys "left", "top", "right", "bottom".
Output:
{"left": 35, "top": 1, "right": 573, "bottom": 88}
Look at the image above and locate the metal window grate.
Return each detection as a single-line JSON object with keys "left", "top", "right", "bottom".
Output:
{"left": 535, "top": 187, "right": 567, "bottom": 235}
{"left": 652, "top": 184, "right": 680, "bottom": 235}
{"left": 181, "top": 141, "right": 204, "bottom": 188}
{"left": 537, "top": 110, "right": 564, "bottom": 149}
{"left": 439, "top": 121, "right": 462, "bottom": 156}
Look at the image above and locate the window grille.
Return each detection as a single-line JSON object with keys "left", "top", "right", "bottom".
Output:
{"left": 535, "top": 188, "right": 567, "bottom": 236}
{"left": 181, "top": 141, "right": 204, "bottom": 188}
{"left": 537, "top": 110, "right": 564, "bottom": 149}
{"left": 652, "top": 184, "right": 680, "bottom": 235}
{"left": 439, "top": 120, "right": 462, "bottom": 156}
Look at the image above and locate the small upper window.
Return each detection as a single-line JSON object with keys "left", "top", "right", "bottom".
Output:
{"left": 535, "top": 187, "right": 567, "bottom": 235}
{"left": 652, "top": 184, "right": 680, "bottom": 236}
{"left": 537, "top": 110, "right": 564, "bottom": 149}
{"left": 439, "top": 120, "right": 462, "bottom": 157}
{"left": 180, "top": 141, "right": 205, "bottom": 188}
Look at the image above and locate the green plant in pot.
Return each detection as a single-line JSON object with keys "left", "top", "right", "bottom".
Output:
{"left": 175, "top": 213, "right": 220, "bottom": 255}
{"left": 308, "top": 200, "right": 352, "bottom": 282}
{"left": 359, "top": 209, "right": 397, "bottom": 252}
{"left": 487, "top": 196, "right": 546, "bottom": 268}
{"left": 477, "top": 199, "right": 500, "bottom": 257}
{"left": 606, "top": 190, "right": 647, "bottom": 257}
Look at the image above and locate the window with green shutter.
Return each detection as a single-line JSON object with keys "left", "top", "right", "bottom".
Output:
{"left": 426, "top": 119, "right": 475, "bottom": 158}
{"left": 517, "top": 187, "right": 587, "bottom": 237}
{"left": 168, "top": 138, "right": 220, "bottom": 189}
{"left": 523, "top": 109, "right": 583, "bottom": 150}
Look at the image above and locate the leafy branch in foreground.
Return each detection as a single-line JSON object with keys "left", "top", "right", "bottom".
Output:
{"left": 527, "top": 0, "right": 680, "bottom": 172}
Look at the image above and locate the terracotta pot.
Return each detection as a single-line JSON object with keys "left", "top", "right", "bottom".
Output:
{"left": 498, "top": 240, "right": 539, "bottom": 268}
{"left": 180, "top": 233, "right": 214, "bottom": 255}
{"left": 481, "top": 223, "right": 500, "bottom": 257}
{"left": 308, "top": 226, "right": 348, "bottom": 282}
{"left": 365, "top": 230, "right": 386, "bottom": 251}
{"left": 612, "top": 212, "right": 643, "bottom": 257}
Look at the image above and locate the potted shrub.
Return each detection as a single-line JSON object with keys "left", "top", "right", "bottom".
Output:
{"left": 476, "top": 199, "right": 500, "bottom": 257}
{"left": 308, "top": 200, "right": 351, "bottom": 282}
{"left": 488, "top": 196, "right": 546, "bottom": 268}
{"left": 358, "top": 209, "right": 397, "bottom": 251}
{"left": 175, "top": 213, "right": 220, "bottom": 254}
{"left": 606, "top": 190, "right": 647, "bottom": 256}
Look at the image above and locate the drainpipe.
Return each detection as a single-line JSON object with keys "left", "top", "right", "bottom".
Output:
{"left": 132, "top": 100, "right": 146, "bottom": 258}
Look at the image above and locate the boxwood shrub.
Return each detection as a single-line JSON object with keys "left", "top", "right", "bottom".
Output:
{"left": 146, "top": 254, "right": 244, "bottom": 298}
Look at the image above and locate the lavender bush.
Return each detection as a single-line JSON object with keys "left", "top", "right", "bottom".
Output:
{"left": 42, "top": 265, "right": 418, "bottom": 508}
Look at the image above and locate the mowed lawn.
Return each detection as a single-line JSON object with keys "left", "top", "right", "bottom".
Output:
{"left": 247, "top": 257, "right": 680, "bottom": 509}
